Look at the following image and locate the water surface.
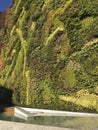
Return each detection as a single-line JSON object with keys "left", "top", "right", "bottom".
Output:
{"left": 0, "top": 113, "right": 98, "bottom": 129}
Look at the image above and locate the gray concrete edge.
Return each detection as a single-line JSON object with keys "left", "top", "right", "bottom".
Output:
{"left": 0, "top": 120, "right": 78, "bottom": 130}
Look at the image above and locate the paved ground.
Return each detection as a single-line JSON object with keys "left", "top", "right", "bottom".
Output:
{"left": 0, "top": 120, "right": 77, "bottom": 130}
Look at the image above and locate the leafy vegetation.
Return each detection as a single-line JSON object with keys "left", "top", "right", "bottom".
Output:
{"left": 0, "top": 0, "right": 98, "bottom": 112}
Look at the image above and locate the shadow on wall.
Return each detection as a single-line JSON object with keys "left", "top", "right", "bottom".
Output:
{"left": 0, "top": 85, "right": 14, "bottom": 112}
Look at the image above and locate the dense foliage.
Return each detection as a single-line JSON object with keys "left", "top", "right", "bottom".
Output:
{"left": 0, "top": 0, "right": 98, "bottom": 112}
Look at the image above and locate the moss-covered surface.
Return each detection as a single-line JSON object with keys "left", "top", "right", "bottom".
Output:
{"left": 0, "top": 0, "right": 98, "bottom": 112}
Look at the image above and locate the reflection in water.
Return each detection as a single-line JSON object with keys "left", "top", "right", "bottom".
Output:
{"left": 0, "top": 113, "right": 98, "bottom": 129}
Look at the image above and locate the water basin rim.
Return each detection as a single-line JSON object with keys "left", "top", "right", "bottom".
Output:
{"left": 14, "top": 106, "right": 98, "bottom": 117}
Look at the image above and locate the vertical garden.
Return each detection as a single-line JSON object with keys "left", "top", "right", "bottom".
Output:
{"left": 0, "top": 0, "right": 98, "bottom": 112}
